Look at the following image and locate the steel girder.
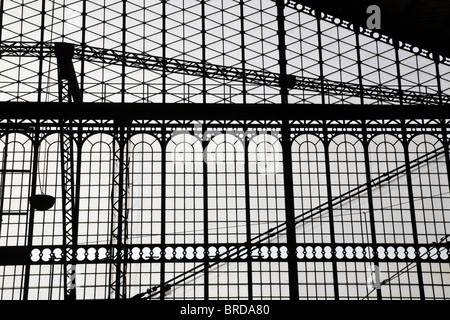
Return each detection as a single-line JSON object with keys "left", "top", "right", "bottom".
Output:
{"left": 1, "top": 41, "right": 449, "bottom": 105}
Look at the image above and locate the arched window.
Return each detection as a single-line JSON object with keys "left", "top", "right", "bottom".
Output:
{"left": 248, "top": 133, "right": 285, "bottom": 243}
{"left": 329, "top": 134, "right": 373, "bottom": 300}
{"left": 368, "top": 134, "right": 413, "bottom": 243}
{"left": 126, "top": 134, "right": 162, "bottom": 299}
{"left": 128, "top": 134, "right": 162, "bottom": 244}
{"left": 206, "top": 133, "right": 248, "bottom": 300}
{"left": 165, "top": 133, "right": 204, "bottom": 299}
{"left": 77, "top": 133, "right": 115, "bottom": 300}
{"left": 0, "top": 133, "right": 32, "bottom": 300}
{"left": 248, "top": 133, "right": 289, "bottom": 300}
{"left": 292, "top": 134, "right": 330, "bottom": 243}
{"left": 292, "top": 134, "right": 334, "bottom": 299}
{"left": 28, "top": 133, "right": 74, "bottom": 300}
{"left": 78, "top": 134, "right": 114, "bottom": 246}
{"left": 328, "top": 134, "right": 371, "bottom": 243}
{"left": 0, "top": 133, "right": 32, "bottom": 247}
{"left": 408, "top": 134, "right": 450, "bottom": 299}
{"left": 206, "top": 133, "right": 246, "bottom": 243}
{"left": 32, "top": 133, "right": 75, "bottom": 247}
{"left": 368, "top": 134, "right": 421, "bottom": 299}
{"left": 408, "top": 134, "right": 450, "bottom": 244}
{"left": 165, "top": 133, "right": 204, "bottom": 244}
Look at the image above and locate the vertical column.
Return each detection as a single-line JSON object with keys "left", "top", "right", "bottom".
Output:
{"left": 54, "top": 42, "right": 81, "bottom": 300}
{"left": 23, "top": 125, "right": 41, "bottom": 300}
{"left": 121, "top": 0, "right": 127, "bottom": 103}
{"left": 393, "top": 38, "right": 404, "bottom": 106}
{"left": 322, "top": 126, "right": 339, "bottom": 299}
{"left": 161, "top": 0, "right": 167, "bottom": 104}
{"left": 80, "top": 0, "right": 87, "bottom": 98}
{"left": 354, "top": 27, "right": 365, "bottom": 105}
{"left": 280, "top": 121, "right": 299, "bottom": 300}
{"left": 276, "top": 1, "right": 289, "bottom": 105}
{"left": 315, "top": 10, "right": 326, "bottom": 105}
{"left": 109, "top": 129, "right": 119, "bottom": 298}
{"left": 401, "top": 121, "right": 425, "bottom": 300}
{"left": 37, "top": 0, "right": 46, "bottom": 103}
{"left": 109, "top": 123, "right": 129, "bottom": 299}
{"left": 201, "top": 124, "right": 209, "bottom": 299}
{"left": 59, "top": 123, "right": 77, "bottom": 300}
{"left": 71, "top": 124, "right": 82, "bottom": 299}
{"left": 201, "top": 0, "right": 207, "bottom": 104}
{"left": 159, "top": 126, "right": 167, "bottom": 300}
{"left": 239, "top": 0, "right": 247, "bottom": 104}
{"left": 243, "top": 125, "right": 253, "bottom": 299}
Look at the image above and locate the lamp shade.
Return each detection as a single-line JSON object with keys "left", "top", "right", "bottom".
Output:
{"left": 29, "top": 194, "right": 55, "bottom": 211}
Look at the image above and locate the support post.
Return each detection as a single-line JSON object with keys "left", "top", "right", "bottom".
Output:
{"left": 55, "top": 41, "right": 82, "bottom": 300}
{"left": 281, "top": 121, "right": 299, "bottom": 300}
{"left": 109, "top": 124, "right": 130, "bottom": 299}
{"left": 59, "top": 124, "right": 77, "bottom": 300}
{"left": 401, "top": 121, "right": 425, "bottom": 300}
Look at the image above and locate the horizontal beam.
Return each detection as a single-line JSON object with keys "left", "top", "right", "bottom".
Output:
{"left": 1, "top": 102, "right": 450, "bottom": 121}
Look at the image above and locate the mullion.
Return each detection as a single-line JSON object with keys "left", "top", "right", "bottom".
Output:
{"left": 149, "top": 140, "right": 156, "bottom": 244}
{"left": 373, "top": 139, "right": 385, "bottom": 242}
{"left": 415, "top": 140, "right": 427, "bottom": 242}
{"left": 263, "top": 140, "right": 270, "bottom": 242}
{"left": 97, "top": 139, "right": 103, "bottom": 244}
{"left": 268, "top": 261, "right": 273, "bottom": 299}
{"left": 21, "top": 128, "right": 38, "bottom": 300}
{"left": 273, "top": 140, "right": 281, "bottom": 243}
{"left": 202, "top": 128, "right": 208, "bottom": 298}
{"left": 347, "top": 140, "right": 356, "bottom": 243}
{"left": 307, "top": 140, "right": 314, "bottom": 242}
{"left": 234, "top": 142, "right": 241, "bottom": 243}
{"left": 258, "top": 140, "right": 266, "bottom": 240}
{"left": 423, "top": 142, "right": 437, "bottom": 243}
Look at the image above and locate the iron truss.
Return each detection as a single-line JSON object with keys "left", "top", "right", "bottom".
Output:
{"left": 1, "top": 41, "right": 449, "bottom": 105}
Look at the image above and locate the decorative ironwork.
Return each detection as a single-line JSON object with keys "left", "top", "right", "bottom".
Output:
{"left": 1, "top": 0, "right": 449, "bottom": 302}
{"left": 0, "top": 104, "right": 449, "bottom": 300}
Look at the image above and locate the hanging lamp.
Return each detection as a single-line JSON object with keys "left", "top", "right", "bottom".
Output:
{"left": 29, "top": 137, "right": 56, "bottom": 211}
{"left": 29, "top": 194, "right": 55, "bottom": 211}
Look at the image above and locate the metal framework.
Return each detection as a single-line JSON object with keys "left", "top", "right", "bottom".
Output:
{"left": 0, "top": 0, "right": 449, "bottom": 301}
{"left": 1, "top": 0, "right": 450, "bottom": 105}
{"left": 0, "top": 104, "right": 449, "bottom": 300}
{"left": 1, "top": 41, "right": 449, "bottom": 105}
